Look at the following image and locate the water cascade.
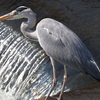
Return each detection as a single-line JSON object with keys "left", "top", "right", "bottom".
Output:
{"left": 0, "top": 22, "right": 99, "bottom": 100}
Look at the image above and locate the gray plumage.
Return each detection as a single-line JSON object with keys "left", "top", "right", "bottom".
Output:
{"left": 0, "top": 6, "right": 100, "bottom": 100}
{"left": 37, "top": 18, "right": 100, "bottom": 79}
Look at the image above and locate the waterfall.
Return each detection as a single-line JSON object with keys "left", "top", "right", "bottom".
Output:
{"left": 0, "top": 22, "right": 64, "bottom": 100}
{"left": 0, "top": 22, "right": 98, "bottom": 100}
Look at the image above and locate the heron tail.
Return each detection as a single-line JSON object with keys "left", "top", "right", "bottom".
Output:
{"left": 85, "top": 60, "right": 100, "bottom": 82}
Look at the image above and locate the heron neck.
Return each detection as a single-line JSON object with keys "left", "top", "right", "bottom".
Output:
{"left": 27, "top": 15, "right": 36, "bottom": 28}
{"left": 21, "top": 15, "right": 38, "bottom": 41}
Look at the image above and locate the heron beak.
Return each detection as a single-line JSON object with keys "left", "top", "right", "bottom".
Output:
{"left": 0, "top": 13, "right": 13, "bottom": 21}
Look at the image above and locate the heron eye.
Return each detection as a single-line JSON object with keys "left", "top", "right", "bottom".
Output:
{"left": 11, "top": 11, "right": 18, "bottom": 15}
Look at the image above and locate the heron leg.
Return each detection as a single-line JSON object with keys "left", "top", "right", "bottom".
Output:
{"left": 45, "top": 57, "right": 57, "bottom": 100}
{"left": 58, "top": 65, "right": 67, "bottom": 100}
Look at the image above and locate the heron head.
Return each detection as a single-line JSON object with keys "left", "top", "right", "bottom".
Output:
{"left": 0, "top": 6, "right": 36, "bottom": 21}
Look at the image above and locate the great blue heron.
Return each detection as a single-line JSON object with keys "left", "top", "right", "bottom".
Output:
{"left": 0, "top": 6, "right": 100, "bottom": 100}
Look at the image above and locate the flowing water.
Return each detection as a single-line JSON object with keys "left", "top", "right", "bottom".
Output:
{"left": 0, "top": 0, "right": 100, "bottom": 100}
{"left": 0, "top": 22, "right": 91, "bottom": 100}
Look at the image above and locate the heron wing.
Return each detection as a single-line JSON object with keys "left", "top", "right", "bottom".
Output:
{"left": 36, "top": 18, "right": 95, "bottom": 72}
